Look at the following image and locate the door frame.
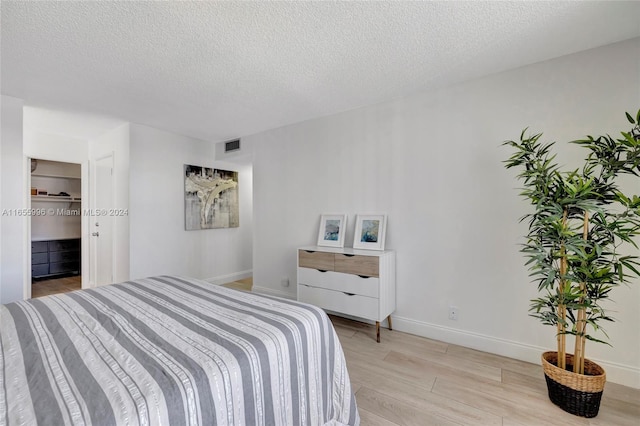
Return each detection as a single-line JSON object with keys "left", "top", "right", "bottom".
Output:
{"left": 90, "top": 152, "right": 115, "bottom": 287}
{"left": 23, "top": 155, "right": 89, "bottom": 299}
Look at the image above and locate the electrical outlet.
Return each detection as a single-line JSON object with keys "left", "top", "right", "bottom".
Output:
{"left": 281, "top": 277, "right": 290, "bottom": 287}
{"left": 448, "top": 306, "right": 459, "bottom": 321}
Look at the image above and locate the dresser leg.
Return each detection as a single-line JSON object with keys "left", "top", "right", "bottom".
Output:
{"left": 387, "top": 315, "right": 393, "bottom": 331}
{"left": 376, "top": 321, "right": 380, "bottom": 343}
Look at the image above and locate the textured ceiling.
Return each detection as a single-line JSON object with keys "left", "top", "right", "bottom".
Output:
{"left": 2, "top": 1, "right": 640, "bottom": 142}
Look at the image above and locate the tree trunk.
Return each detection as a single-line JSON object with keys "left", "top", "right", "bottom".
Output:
{"left": 557, "top": 303, "right": 566, "bottom": 370}
{"left": 557, "top": 209, "right": 568, "bottom": 370}
{"left": 573, "top": 211, "right": 589, "bottom": 374}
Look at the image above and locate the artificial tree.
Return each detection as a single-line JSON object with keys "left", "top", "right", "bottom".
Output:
{"left": 503, "top": 110, "right": 640, "bottom": 380}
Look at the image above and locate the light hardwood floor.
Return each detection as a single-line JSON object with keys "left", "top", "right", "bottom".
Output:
{"left": 329, "top": 315, "right": 639, "bottom": 426}
{"left": 222, "top": 278, "right": 638, "bottom": 425}
{"left": 31, "top": 275, "right": 251, "bottom": 299}
{"left": 221, "top": 276, "right": 253, "bottom": 292}
{"left": 32, "top": 275, "right": 81, "bottom": 298}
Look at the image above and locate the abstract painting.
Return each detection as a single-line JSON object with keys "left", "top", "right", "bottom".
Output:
{"left": 184, "top": 165, "right": 239, "bottom": 230}
{"left": 317, "top": 214, "right": 347, "bottom": 247}
{"left": 360, "top": 220, "right": 380, "bottom": 242}
{"left": 353, "top": 214, "right": 387, "bottom": 250}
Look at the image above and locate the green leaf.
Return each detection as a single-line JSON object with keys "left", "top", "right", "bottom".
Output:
{"left": 626, "top": 112, "right": 636, "bottom": 124}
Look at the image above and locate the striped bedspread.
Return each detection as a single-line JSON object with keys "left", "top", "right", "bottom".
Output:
{"left": 0, "top": 276, "right": 359, "bottom": 426}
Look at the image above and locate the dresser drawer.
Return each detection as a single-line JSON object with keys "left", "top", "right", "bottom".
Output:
{"left": 334, "top": 254, "right": 379, "bottom": 277}
{"left": 50, "top": 261, "right": 80, "bottom": 274}
{"left": 32, "top": 241, "right": 48, "bottom": 253}
{"left": 298, "top": 250, "right": 335, "bottom": 271}
{"left": 298, "top": 268, "right": 379, "bottom": 298}
{"left": 298, "top": 284, "right": 378, "bottom": 320}
{"left": 49, "top": 239, "right": 80, "bottom": 252}
{"left": 32, "top": 264, "right": 49, "bottom": 278}
{"left": 50, "top": 250, "right": 80, "bottom": 263}
{"left": 32, "top": 252, "right": 48, "bottom": 265}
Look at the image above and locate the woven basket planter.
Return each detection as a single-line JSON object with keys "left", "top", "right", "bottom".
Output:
{"left": 541, "top": 351, "right": 606, "bottom": 418}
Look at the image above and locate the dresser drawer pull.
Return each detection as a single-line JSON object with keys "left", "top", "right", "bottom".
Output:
{"left": 317, "top": 269, "right": 328, "bottom": 273}
{"left": 305, "top": 250, "right": 316, "bottom": 253}
{"left": 343, "top": 292, "right": 356, "bottom": 296}
{"left": 357, "top": 275, "right": 370, "bottom": 279}
{"left": 343, "top": 254, "right": 355, "bottom": 257}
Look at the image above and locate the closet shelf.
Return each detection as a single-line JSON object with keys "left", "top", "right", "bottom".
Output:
{"left": 31, "top": 196, "right": 81, "bottom": 203}
{"left": 31, "top": 173, "right": 81, "bottom": 180}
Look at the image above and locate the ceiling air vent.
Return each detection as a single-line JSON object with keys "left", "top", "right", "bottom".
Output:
{"left": 224, "top": 139, "right": 241, "bottom": 153}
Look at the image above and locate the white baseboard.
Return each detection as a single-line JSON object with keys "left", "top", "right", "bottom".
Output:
{"left": 252, "top": 285, "right": 296, "bottom": 300}
{"left": 392, "top": 315, "right": 640, "bottom": 389}
{"left": 204, "top": 270, "right": 253, "bottom": 286}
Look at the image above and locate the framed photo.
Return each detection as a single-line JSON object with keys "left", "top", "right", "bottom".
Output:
{"left": 317, "top": 214, "right": 347, "bottom": 247}
{"left": 353, "top": 214, "right": 387, "bottom": 250}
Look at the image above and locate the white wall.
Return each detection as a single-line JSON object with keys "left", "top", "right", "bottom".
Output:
{"left": 90, "top": 123, "right": 131, "bottom": 284}
{"left": 129, "top": 124, "right": 252, "bottom": 282}
{"left": 0, "top": 95, "right": 25, "bottom": 304}
{"left": 249, "top": 38, "right": 640, "bottom": 387}
{"left": 24, "top": 130, "right": 88, "bottom": 163}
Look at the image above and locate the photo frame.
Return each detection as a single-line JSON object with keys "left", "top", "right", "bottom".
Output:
{"left": 353, "top": 214, "right": 387, "bottom": 250}
{"left": 317, "top": 214, "right": 348, "bottom": 247}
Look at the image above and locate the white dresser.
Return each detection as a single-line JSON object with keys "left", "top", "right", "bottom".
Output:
{"left": 297, "top": 246, "right": 396, "bottom": 342}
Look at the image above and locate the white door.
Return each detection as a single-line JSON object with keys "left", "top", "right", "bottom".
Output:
{"left": 92, "top": 155, "right": 114, "bottom": 286}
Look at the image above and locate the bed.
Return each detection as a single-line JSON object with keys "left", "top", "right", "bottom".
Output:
{"left": 0, "top": 276, "right": 359, "bottom": 425}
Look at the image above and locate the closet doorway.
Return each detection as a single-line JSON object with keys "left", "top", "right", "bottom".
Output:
{"left": 30, "top": 158, "right": 82, "bottom": 297}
